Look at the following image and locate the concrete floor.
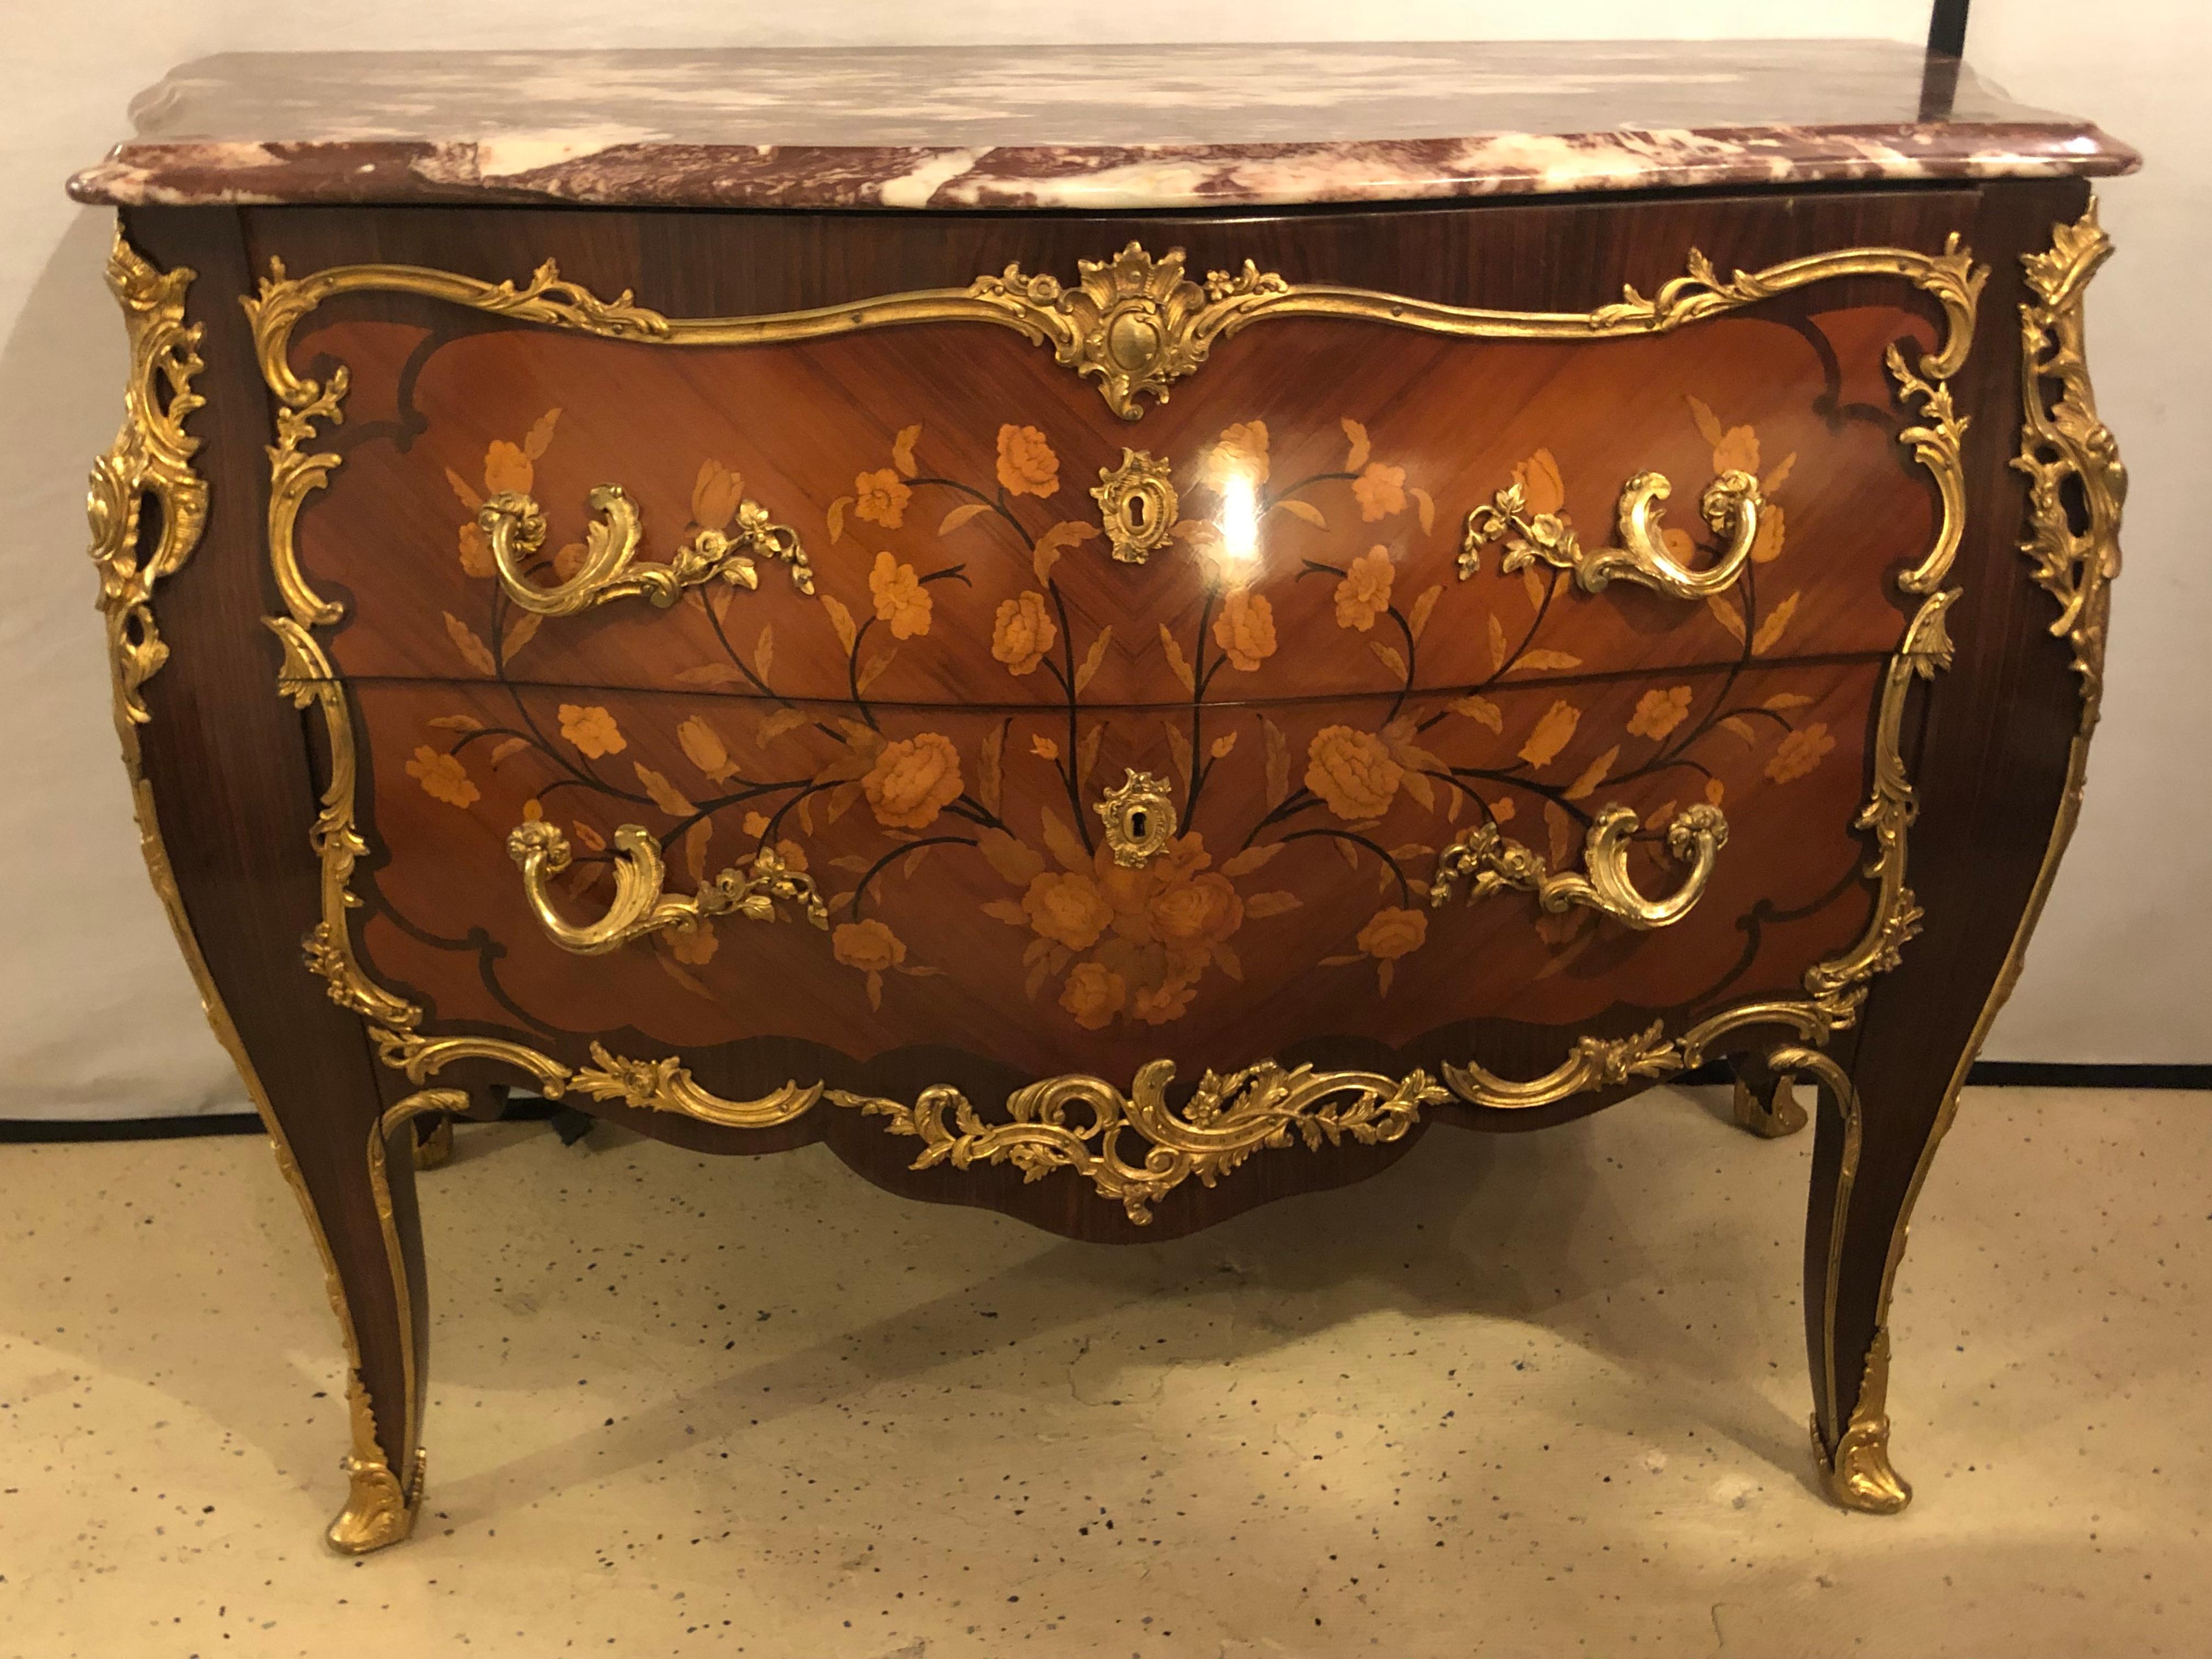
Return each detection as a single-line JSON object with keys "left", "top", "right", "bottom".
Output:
{"left": 1, "top": 1085, "right": 2204, "bottom": 1658}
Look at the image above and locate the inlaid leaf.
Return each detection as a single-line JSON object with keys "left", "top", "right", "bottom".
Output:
{"left": 523, "top": 407, "right": 563, "bottom": 460}
{"left": 1401, "top": 768, "right": 1434, "bottom": 811}
{"left": 635, "top": 763, "right": 695, "bottom": 817}
{"left": 903, "top": 844, "right": 933, "bottom": 879}
{"left": 1334, "top": 837, "right": 1362, "bottom": 872}
{"left": 1720, "top": 715, "right": 1760, "bottom": 746}
{"left": 1039, "top": 805, "right": 1089, "bottom": 874}
{"left": 978, "top": 827, "right": 1046, "bottom": 886}
{"left": 1208, "top": 732, "right": 1238, "bottom": 761}
{"left": 1034, "top": 520, "right": 1098, "bottom": 586}
{"left": 684, "top": 820, "right": 713, "bottom": 886}
{"left": 939, "top": 501, "right": 994, "bottom": 535}
{"left": 1368, "top": 640, "right": 1408, "bottom": 680}
{"left": 428, "top": 714, "right": 483, "bottom": 732}
{"left": 1407, "top": 584, "right": 1442, "bottom": 642}
{"left": 501, "top": 611, "right": 543, "bottom": 664}
{"left": 857, "top": 646, "right": 899, "bottom": 692}
{"left": 1564, "top": 744, "right": 1620, "bottom": 803}
{"left": 1519, "top": 700, "right": 1581, "bottom": 769}
{"left": 1220, "top": 843, "right": 1282, "bottom": 878}
{"left": 1764, "top": 453, "right": 1796, "bottom": 494}
{"left": 1341, "top": 416, "right": 1372, "bottom": 472}
{"left": 827, "top": 495, "right": 852, "bottom": 544}
{"left": 821, "top": 591, "right": 858, "bottom": 655}
{"left": 1411, "top": 486, "right": 1435, "bottom": 534}
{"left": 1161, "top": 719, "right": 1193, "bottom": 788}
{"left": 1707, "top": 592, "right": 1747, "bottom": 643}
{"left": 1706, "top": 777, "right": 1727, "bottom": 807}
{"left": 1262, "top": 716, "right": 1290, "bottom": 806}
{"left": 977, "top": 719, "right": 1007, "bottom": 816}
{"left": 441, "top": 612, "right": 497, "bottom": 676}
{"left": 825, "top": 780, "right": 862, "bottom": 823}
{"left": 1244, "top": 891, "right": 1302, "bottom": 918}
{"left": 489, "top": 737, "right": 529, "bottom": 767}
{"left": 755, "top": 706, "right": 811, "bottom": 746}
{"left": 755, "top": 623, "right": 775, "bottom": 679}
{"left": 983, "top": 898, "right": 1028, "bottom": 926}
{"left": 1686, "top": 394, "right": 1726, "bottom": 449}
{"left": 1074, "top": 624, "right": 1113, "bottom": 693}
{"left": 1751, "top": 501, "right": 1787, "bottom": 565}
{"left": 1447, "top": 788, "right": 1464, "bottom": 823}
{"left": 1515, "top": 650, "right": 1585, "bottom": 672}
{"left": 676, "top": 663, "right": 749, "bottom": 689}
{"left": 1487, "top": 612, "right": 1509, "bottom": 672}
{"left": 1752, "top": 590, "right": 1801, "bottom": 656}
{"left": 1522, "top": 567, "right": 1548, "bottom": 614}
{"left": 444, "top": 467, "right": 483, "bottom": 511}
{"left": 891, "top": 423, "right": 922, "bottom": 478}
{"left": 1762, "top": 692, "right": 1814, "bottom": 710}
{"left": 1276, "top": 499, "right": 1327, "bottom": 529}
{"left": 1160, "top": 625, "right": 1195, "bottom": 695}
{"left": 1451, "top": 695, "right": 1503, "bottom": 732}
{"left": 1212, "top": 943, "right": 1244, "bottom": 982}
{"left": 654, "top": 951, "right": 715, "bottom": 1002}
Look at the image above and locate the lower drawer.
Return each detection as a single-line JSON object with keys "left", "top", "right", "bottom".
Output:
{"left": 334, "top": 655, "right": 1883, "bottom": 1087}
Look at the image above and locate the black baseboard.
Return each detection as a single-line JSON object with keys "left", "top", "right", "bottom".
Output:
{"left": 3, "top": 1062, "right": 2205, "bottom": 1144}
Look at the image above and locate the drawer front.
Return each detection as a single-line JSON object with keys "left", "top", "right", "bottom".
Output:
{"left": 259, "top": 213, "right": 1973, "bottom": 1176}
{"left": 342, "top": 656, "right": 1883, "bottom": 1084}
{"left": 281, "top": 264, "right": 1946, "bottom": 717}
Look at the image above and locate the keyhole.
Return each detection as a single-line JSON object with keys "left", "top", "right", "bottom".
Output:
{"left": 1126, "top": 808, "right": 1148, "bottom": 841}
{"left": 1127, "top": 496, "right": 1147, "bottom": 529}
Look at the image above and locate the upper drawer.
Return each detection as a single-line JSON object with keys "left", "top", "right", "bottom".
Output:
{"left": 276, "top": 240, "right": 1956, "bottom": 709}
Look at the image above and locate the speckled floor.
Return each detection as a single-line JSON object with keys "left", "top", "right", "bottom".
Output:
{"left": 2, "top": 1085, "right": 2205, "bottom": 1658}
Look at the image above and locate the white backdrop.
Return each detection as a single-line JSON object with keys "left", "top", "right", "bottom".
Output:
{"left": 1, "top": 0, "right": 2197, "bottom": 1119}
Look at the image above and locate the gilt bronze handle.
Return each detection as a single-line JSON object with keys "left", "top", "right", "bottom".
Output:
{"left": 506, "top": 819, "right": 827, "bottom": 956}
{"left": 1461, "top": 469, "right": 1763, "bottom": 601}
{"left": 1429, "top": 802, "right": 1728, "bottom": 930}
{"left": 478, "top": 484, "right": 813, "bottom": 618}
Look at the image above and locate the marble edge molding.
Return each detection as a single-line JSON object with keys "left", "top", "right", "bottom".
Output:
{"left": 69, "top": 123, "right": 2140, "bottom": 213}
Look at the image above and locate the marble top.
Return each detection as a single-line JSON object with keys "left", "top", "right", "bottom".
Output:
{"left": 69, "top": 40, "right": 2137, "bottom": 212}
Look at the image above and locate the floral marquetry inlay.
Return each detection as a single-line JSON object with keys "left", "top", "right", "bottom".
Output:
{"left": 399, "top": 393, "right": 1855, "bottom": 1031}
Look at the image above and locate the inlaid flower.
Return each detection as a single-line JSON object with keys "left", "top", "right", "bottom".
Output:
{"left": 1201, "top": 420, "right": 1270, "bottom": 490}
{"left": 1147, "top": 870, "right": 1244, "bottom": 970}
{"left": 1765, "top": 722, "right": 1836, "bottom": 783}
{"left": 832, "top": 917, "right": 906, "bottom": 974}
{"left": 667, "top": 918, "right": 718, "bottom": 966}
{"left": 1357, "top": 906, "right": 1428, "bottom": 961}
{"left": 867, "top": 551, "right": 933, "bottom": 639}
{"left": 1334, "top": 545, "right": 1396, "bottom": 632}
{"left": 457, "top": 521, "right": 495, "bottom": 578}
{"left": 1211, "top": 587, "right": 1278, "bottom": 672}
{"left": 853, "top": 467, "right": 912, "bottom": 529}
{"left": 1628, "top": 686, "right": 1694, "bottom": 740}
{"left": 773, "top": 837, "right": 809, "bottom": 874}
{"left": 1131, "top": 978, "right": 1198, "bottom": 1026}
{"left": 861, "top": 732, "right": 963, "bottom": 830}
{"left": 1352, "top": 462, "right": 1406, "bottom": 521}
{"left": 558, "top": 703, "right": 627, "bottom": 759}
{"left": 1513, "top": 448, "right": 1567, "bottom": 517}
{"left": 483, "top": 439, "right": 533, "bottom": 498}
{"left": 405, "top": 745, "right": 479, "bottom": 809}
{"left": 693, "top": 459, "right": 745, "bottom": 531}
{"left": 1517, "top": 700, "right": 1581, "bottom": 769}
{"left": 990, "top": 590, "right": 1058, "bottom": 676}
{"left": 995, "top": 424, "right": 1060, "bottom": 498}
{"left": 1023, "top": 871, "right": 1114, "bottom": 951}
{"left": 1059, "top": 960, "right": 1127, "bottom": 1030}
{"left": 1305, "top": 726, "right": 1403, "bottom": 820}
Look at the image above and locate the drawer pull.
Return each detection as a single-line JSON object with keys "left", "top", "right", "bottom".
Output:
{"left": 506, "top": 819, "right": 827, "bottom": 955}
{"left": 478, "top": 483, "right": 813, "bottom": 618}
{"left": 1461, "top": 469, "right": 1762, "bottom": 601}
{"left": 1429, "top": 802, "right": 1728, "bottom": 930}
